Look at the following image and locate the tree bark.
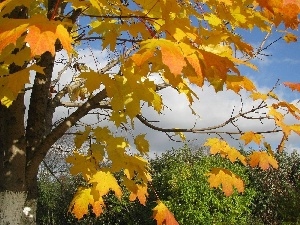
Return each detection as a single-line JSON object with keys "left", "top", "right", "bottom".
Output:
{"left": 25, "top": 52, "right": 55, "bottom": 214}
{"left": 0, "top": 93, "right": 28, "bottom": 224}
{"left": 0, "top": 6, "right": 29, "bottom": 223}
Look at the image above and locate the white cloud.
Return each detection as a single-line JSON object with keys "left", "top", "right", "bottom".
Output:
{"left": 133, "top": 82, "right": 294, "bottom": 154}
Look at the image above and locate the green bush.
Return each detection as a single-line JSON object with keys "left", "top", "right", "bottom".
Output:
{"left": 150, "top": 145, "right": 256, "bottom": 225}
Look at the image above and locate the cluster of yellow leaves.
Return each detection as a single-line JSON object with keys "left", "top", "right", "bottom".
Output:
{"left": 0, "top": 64, "right": 44, "bottom": 106}
{"left": 205, "top": 138, "right": 278, "bottom": 196}
{"left": 204, "top": 138, "right": 247, "bottom": 165}
{"left": 66, "top": 126, "right": 151, "bottom": 219}
{"left": 79, "top": 70, "right": 162, "bottom": 122}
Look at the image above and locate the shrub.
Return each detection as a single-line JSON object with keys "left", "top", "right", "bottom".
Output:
{"left": 248, "top": 151, "right": 300, "bottom": 224}
{"left": 150, "top": 145, "right": 256, "bottom": 225}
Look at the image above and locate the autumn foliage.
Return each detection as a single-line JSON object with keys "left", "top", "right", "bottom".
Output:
{"left": 0, "top": 0, "right": 300, "bottom": 223}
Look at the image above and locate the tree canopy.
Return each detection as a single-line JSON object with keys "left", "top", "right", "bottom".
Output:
{"left": 0, "top": 0, "right": 299, "bottom": 224}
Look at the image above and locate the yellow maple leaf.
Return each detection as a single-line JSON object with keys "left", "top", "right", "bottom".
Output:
{"left": 276, "top": 101, "right": 300, "bottom": 120}
{"left": 268, "top": 106, "right": 292, "bottom": 136}
{"left": 110, "top": 111, "right": 127, "bottom": 127}
{"left": 69, "top": 187, "right": 105, "bottom": 219}
{"left": 175, "top": 131, "right": 186, "bottom": 141}
{"left": 248, "top": 151, "right": 278, "bottom": 170}
{"left": 74, "top": 126, "right": 91, "bottom": 149}
{"left": 68, "top": 187, "right": 94, "bottom": 219}
{"left": 250, "top": 92, "right": 268, "bottom": 101}
{"left": 219, "top": 0, "right": 232, "bottom": 5}
{"left": 207, "top": 168, "right": 244, "bottom": 196}
{"left": 0, "top": 21, "right": 28, "bottom": 54}
{"left": 66, "top": 152, "right": 97, "bottom": 180}
{"left": 240, "top": 132, "right": 263, "bottom": 145}
{"left": 79, "top": 71, "right": 103, "bottom": 93}
{"left": 134, "top": 134, "right": 150, "bottom": 155}
{"left": 283, "top": 33, "right": 298, "bottom": 43}
{"left": 204, "top": 14, "right": 222, "bottom": 26}
{"left": 153, "top": 201, "right": 179, "bottom": 225}
{"left": 226, "top": 75, "right": 256, "bottom": 93}
{"left": 289, "top": 124, "right": 300, "bottom": 135}
{"left": 90, "top": 143, "right": 105, "bottom": 161}
{"left": 89, "top": 0, "right": 105, "bottom": 12}
{"left": 204, "top": 138, "right": 247, "bottom": 165}
{"left": 111, "top": 153, "right": 152, "bottom": 182}
{"left": 89, "top": 171, "right": 123, "bottom": 199}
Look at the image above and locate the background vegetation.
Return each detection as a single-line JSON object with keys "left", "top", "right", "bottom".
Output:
{"left": 37, "top": 146, "right": 300, "bottom": 225}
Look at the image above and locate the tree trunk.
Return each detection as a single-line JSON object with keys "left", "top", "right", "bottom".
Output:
{"left": 0, "top": 93, "right": 29, "bottom": 224}
{"left": 0, "top": 4, "right": 37, "bottom": 223}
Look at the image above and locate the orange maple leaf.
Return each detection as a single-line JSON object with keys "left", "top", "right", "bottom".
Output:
{"left": 25, "top": 25, "right": 57, "bottom": 56}
{"left": 23, "top": 15, "right": 72, "bottom": 56}
{"left": 207, "top": 168, "right": 244, "bottom": 196}
{"left": 248, "top": 151, "right": 278, "bottom": 170}
{"left": 131, "top": 39, "right": 186, "bottom": 76}
{"left": 25, "top": 23, "right": 72, "bottom": 56}
{"left": 124, "top": 178, "right": 148, "bottom": 205}
{"left": 284, "top": 82, "right": 300, "bottom": 92}
{"left": 153, "top": 201, "right": 179, "bottom": 225}
{"left": 256, "top": 0, "right": 300, "bottom": 29}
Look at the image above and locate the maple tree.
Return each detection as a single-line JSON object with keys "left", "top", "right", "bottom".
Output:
{"left": 0, "top": 0, "right": 299, "bottom": 224}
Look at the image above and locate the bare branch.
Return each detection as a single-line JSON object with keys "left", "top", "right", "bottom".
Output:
{"left": 51, "top": 56, "right": 73, "bottom": 86}
{"left": 136, "top": 114, "right": 282, "bottom": 135}
{"left": 80, "top": 36, "right": 142, "bottom": 43}
{"left": 82, "top": 13, "right": 160, "bottom": 20}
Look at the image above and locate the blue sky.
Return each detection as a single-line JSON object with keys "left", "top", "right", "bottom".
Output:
{"left": 240, "top": 28, "right": 300, "bottom": 102}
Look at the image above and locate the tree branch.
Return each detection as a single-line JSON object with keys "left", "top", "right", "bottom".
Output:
{"left": 136, "top": 114, "right": 282, "bottom": 135}
{"left": 26, "top": 89, "right": 108, "bottom": 183}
